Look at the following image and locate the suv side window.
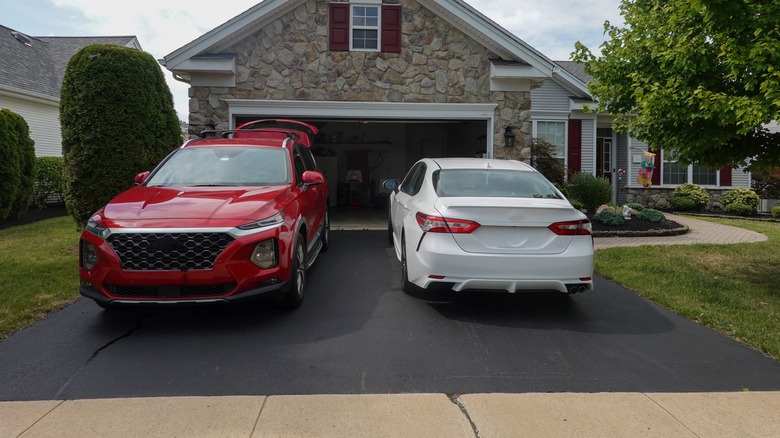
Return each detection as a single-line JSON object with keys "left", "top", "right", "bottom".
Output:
{"left": 400, "top": 162, "right": 426, "bottom": 196}
{"left": 292, "top": 147, "right": 306, "bottom": 185}
{"left": 299, "top": 145, "right": 317, "bottom": 171}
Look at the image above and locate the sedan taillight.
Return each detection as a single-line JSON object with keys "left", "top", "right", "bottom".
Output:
{"left": 549, "top": 219, "right": 592, "bottom": 236}
{"left": 415, "top": 212, "right": 480, "bottom": 234}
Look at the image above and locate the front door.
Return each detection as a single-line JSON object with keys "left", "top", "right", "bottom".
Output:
{"left": 596, "top": 137, "right": 613, "bottom": 183}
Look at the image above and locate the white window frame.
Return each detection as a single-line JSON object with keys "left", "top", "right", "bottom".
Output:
{"left": 533, "top": 120, "right": 567, "bottom": 159}
{"left": 661, "top": 149, "right": 719, "bottom": 186}
{"left": 350, "top": 4, "right": 381, "bottom": 52}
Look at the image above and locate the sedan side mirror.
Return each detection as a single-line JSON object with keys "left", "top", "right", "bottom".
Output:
{"left": 382, "top": 179, "right": 398, "bottom": 192}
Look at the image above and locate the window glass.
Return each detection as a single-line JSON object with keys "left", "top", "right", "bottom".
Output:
{"left": 351, "top": 5, "right": 379, "bottom": 50}
{"left": 536, "top": 121, "right": 566, "bottom": 157}
{"left": 146, "top": 147, "right": 289, "bottom": 187}
{"left": 692, "top": 164, "right": 717, "bottom": 185}
{"left": 662, "top": 150, "right": 687, "bottom": 185}
{"left": 433, "top": 169, "right": 561, "bottom": 199}
{"left": 400, "top": 162, "right": 426, "bottom": 196}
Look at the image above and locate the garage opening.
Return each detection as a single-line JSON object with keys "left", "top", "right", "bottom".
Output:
{"left": 235, "top": 116, "right": 488, "bottom": 228}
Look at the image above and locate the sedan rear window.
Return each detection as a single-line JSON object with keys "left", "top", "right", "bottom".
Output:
{"left": 146, "top": 147, "right": 289, "bottom": 187}
{"left": 433, "top": 169, "right": 561, "bottom": 199}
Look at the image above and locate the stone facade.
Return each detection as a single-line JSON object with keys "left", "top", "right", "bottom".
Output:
{"left": 188, "top": 0, "right": 532, "bottom": 159}
{"left": 625, "top": 187, "right": 733, "bottom": 211}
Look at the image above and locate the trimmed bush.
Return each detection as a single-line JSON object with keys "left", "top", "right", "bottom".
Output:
{"left": 593, "top": 210, "right": 625, "bottom": 226}
{"left": 34, "top": 156, "right": 65, "bottom": 208}
{"left": 772, "top": 206, "right": 780, "bottom": 218}
{"left": 671, "top": 183, "right": 710, "bottom": 211}
{"left": 724, "top": 203, "right": 754, "bottom": 216}
{"left": 0, "top": 109, "right": 36, "bottom": 221}
{"left": 530, "top": 138, "right": 565, "bottom": 186}
{"left": 637, "top": 208, "right": 666, "bottom": 223}
{"left": 567, "top": 172, "right": 613, "bottom": 213}
{"left": 61, "top": 44, "right": 181, "bottom": 228}
{"left": 570, "top": 200, "right": 585, "bottom": 211}
{"left": 625, "top": 202, "right": 644, "bottom": 211}
{"left": 721, "top": 188, "right": 759, "bottom": 212}
{"left": 669, "top": 196, "right": 696, "bottom": 211}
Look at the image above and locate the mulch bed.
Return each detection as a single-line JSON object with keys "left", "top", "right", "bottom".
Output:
{"left": 587, "top": 211, "right": 687, "bottom": 237}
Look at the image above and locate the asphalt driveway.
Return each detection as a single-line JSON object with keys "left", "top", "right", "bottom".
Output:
{"left": 1, "top": 230, "right": 779, "bottom": 401}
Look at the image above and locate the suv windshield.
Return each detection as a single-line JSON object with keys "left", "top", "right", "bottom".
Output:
{"left": 433, "top": 169, "right": 561, "bottom": 199}
{"left": 146, "top": 147, "right": 289, "bottom": 187}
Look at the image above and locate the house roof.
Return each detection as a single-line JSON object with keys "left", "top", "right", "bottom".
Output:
{"left": 555, "top": 61, "right": 593, "bottom": 85}
{"left": 163, "top": 0, "right": 587, "bottom": 89}
{"left": 0, "top": 25, "right": 141, "bottom": 100}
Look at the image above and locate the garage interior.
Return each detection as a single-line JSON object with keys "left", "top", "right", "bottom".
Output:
{"left": 235, "top": 117, "right": 488, "bottom": 229}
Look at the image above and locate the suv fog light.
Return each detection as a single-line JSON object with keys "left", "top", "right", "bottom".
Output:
{"left": 250, "top": 239, "right": 277, "bottom": 269}
{"left": 81, "top": 241, "right": 98, "bottom": 271}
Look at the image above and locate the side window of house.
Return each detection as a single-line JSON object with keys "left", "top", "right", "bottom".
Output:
{"left": 329, "top": 2, "right": 401, "bottom": 53}
{"left": 400, "top": 162, "right": 426, "bottom": 196}
{"left": 535, "top": 121, "right": 566, "bottom": 158}
{"left": 662, "top": 149, "right": 718, "bottom": 186}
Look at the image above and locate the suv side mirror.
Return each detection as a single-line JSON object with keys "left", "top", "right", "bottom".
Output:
{"left": 301, "top": 170, "right": 324, "bottom": 186}
{"left": 134, "top": 171, "right": 150, "bottom": 185}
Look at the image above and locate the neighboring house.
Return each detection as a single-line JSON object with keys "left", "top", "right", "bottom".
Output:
{"left": 540, "top": 60, "right": 752, "bottom": 208}
{"left": 161, "top": 0, "right": 751, "bottom": 208}
{"left": 0, "top": 25, "right": 141, "bottom": 157}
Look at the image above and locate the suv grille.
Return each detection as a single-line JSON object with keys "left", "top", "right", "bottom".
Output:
{"left": 107, "top": 232, "right": 234, "bottom": 271}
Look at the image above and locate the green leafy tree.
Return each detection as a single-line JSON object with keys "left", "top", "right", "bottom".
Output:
{"left": 0, "top": 109, "right": 36, "bottom": 221}
{"left": 573, "top": 0, "right": 780, "bottom": 171}
{"left": 61, "top": 44, "right": 181, "bottom": 228}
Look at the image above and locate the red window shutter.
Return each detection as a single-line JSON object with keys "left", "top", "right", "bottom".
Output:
{"left": 567, "top": 120, "right": 582, "bottom": 173}
{"left": 329, "top": 3, "right": 350, "bottom": 51}
{"left": 720, "top": 165, "right": 732, "bottom": 186}
{"left": 651, "top": 149, "right": 662, "bottom": 186}
{"left": 381, "top": 5, "right": 402, "bottom": 53}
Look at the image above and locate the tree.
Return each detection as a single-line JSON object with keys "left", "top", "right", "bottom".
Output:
{"left": 61, "top": 44, "right": 181, "bottom": 228}
{"left": 0, "top": 109, "right": 36, "bottom": 221}
{"left": 572, "top": 0, "right": 780, "bottom": 171}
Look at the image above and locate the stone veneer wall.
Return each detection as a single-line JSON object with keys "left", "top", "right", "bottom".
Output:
{"left": 625, "top": 187, "right": 733, "bottom": 210}
{"left": 188, "top": 0, "right": 532, "bottom": 160}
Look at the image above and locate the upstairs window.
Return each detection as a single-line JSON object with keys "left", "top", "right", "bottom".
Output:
{"left": 330, "top": 2, "right": 401, "bottom": 53}
{"left": 352, "top": 6, "right": 379, "bottom": 50}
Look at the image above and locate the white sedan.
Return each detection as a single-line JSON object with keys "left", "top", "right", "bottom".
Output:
{"left": 384, "top": 158, "right": 594, "bottom": 295}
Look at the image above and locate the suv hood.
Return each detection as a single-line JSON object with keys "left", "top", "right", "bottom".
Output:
{"left": 101, "top": 185, "right": 293, "bottom": 224}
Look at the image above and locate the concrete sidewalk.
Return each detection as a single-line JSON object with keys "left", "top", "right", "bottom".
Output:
{"left": 3, "top": 392, "right": 780, "bottom": 437}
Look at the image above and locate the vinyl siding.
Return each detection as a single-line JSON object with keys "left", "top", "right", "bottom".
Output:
{"left": 530, "top": 79, "right": 571, "bottom": 115}
{"left": 0, "top": 94, "right": 62, "bottom": 156}
{"left": 730, "top": 167, "right": 750, "bottom": 188}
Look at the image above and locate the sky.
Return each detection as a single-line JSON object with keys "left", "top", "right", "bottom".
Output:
{"left": 3, "top": 0, "right": 624, "bottom": 121}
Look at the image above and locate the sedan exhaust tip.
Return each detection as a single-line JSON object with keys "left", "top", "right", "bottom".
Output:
{"left": 566, "top": 284, "right": 588, "bottom": 294}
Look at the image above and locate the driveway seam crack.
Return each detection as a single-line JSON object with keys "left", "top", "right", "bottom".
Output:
{"left": 447, "top": 393, "right": 480, "bottom": 438}
{"left": 52, "top": 317, "right": 146, "bottom": 399}
{"left": 642, "top": 393, "right": 702, "bottom": 438}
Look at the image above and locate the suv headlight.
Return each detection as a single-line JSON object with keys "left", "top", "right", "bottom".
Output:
{"left": 250, "top": 239, "right": 277, "bottom": 268}
{"left": 85, "top": 218, "right": 110, "bottom": 239}
{"left": 237, "top": 212, "right": 285, "bottom": 231}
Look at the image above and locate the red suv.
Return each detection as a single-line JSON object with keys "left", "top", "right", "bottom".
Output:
{"left": 79, "top": 119, "right": 329, "bottom": 309}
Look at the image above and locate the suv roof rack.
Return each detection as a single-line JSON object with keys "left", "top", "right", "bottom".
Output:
{"left": 199, "top": 128, "right": 301, "bottom": 141}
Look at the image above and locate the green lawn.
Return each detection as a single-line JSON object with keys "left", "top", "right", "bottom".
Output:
{"left": 0, "top": 216, "right": 81, "bottom": 339}
{"left": 596, "top": 216, "right": 780, "bottom": 360}
{"left": 1, "top": 215, "right": 779, "bottom": 362}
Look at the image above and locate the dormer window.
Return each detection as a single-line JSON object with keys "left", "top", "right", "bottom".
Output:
{"left": 329, "top": 2, "right": 401, "bottom": 53}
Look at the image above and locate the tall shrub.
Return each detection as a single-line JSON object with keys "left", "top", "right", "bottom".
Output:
{"left": 530, "top": 137, "right": 565, "bottom": 186}
{"left": 60, "top": 44, "right": 181, "bottom": 228}
{"left": 566, "top": 172, "right": 613, "bottom": 213}
{"left": 0, "top": 109, "right": 36, "bottom": 221}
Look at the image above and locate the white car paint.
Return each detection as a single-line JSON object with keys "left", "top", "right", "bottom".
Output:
{"left": 386, "top": 158, "right": 594, "bottom": 295}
